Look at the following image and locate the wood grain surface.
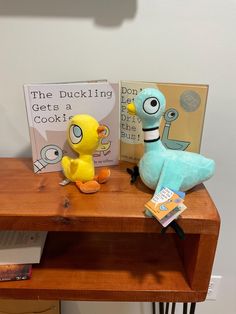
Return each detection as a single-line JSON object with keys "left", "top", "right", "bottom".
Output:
{"left": 0, "top": 158, "right": 220, "bottom": 234}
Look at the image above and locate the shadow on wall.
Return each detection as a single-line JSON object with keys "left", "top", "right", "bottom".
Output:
{"left": 16, "top": 145, "right": 32, "bottom": 158}
{"left": 0, "top": 0, "right": 137, "bottom": 27}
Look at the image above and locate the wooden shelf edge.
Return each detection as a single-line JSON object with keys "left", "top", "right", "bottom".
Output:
{"left": 0, "top": 288, "right": 207, "bottom": 303}
{"left": 0, "top": 216, "right": 220, "bottom": 235}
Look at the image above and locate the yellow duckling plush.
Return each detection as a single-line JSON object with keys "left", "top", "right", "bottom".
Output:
{"left": 61, "top": 114, "right": 110, "bottom": 193}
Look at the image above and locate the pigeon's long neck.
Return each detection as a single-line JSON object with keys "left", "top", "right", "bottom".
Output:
{"left": 142, "top": 126, "right": 166, "bottom": 153}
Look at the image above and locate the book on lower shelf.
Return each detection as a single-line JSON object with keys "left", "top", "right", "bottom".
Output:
{"left": 0, "top": 264, "right": 32, "bottom": 282}
{"left": 120, "top": 80, "right": 208, "bottom": 163}
{"left": 0, "top": 231, "right": 47, "bottom": 265}
{"left": 24, "top": 80, "right": 119, "bottom": 173}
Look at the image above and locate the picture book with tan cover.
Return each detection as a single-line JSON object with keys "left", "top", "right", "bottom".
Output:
{"left": 120, "top": 80, "right": 208, "bottom": 163}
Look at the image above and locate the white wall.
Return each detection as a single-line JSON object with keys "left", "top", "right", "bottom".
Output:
{"left": 1, "top": 0, "right": 235, "bottom": 313}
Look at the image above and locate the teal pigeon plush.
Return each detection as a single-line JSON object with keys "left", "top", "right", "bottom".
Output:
{"left": 127, "top": 88, "right": 215, "bottom": 199}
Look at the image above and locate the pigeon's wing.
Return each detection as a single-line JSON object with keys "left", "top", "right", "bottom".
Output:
{"left": 154, "top": 159, "right": 185, "bottom": 194}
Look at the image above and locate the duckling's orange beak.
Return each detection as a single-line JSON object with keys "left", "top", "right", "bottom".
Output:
{"left": 97, "top": 125, "right": 107, "bottom": 138}
{"left": 127, "top": 102, "right": 136, "bottom": 115}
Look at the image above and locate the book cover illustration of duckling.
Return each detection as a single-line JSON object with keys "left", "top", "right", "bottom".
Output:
{"left": 24, "top": 81, "right": 119, "bottom": 174}
{"left": 61, "top": 114, "right": 111, "bottom": 193}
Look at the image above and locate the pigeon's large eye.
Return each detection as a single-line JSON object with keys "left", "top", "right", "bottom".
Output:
{"left": 164, "top": 108, "right": 179, "bottom": 122}
{"left": 70, "top": 124, "right": 83, "bottom": 144}
{"left": 143, "top": 97, "right": 160, "bottom": 115}
{"left": 40, "top": 145, "right": 63, "bottom": 164}
{"left": 45, "top": 148, "right": 59, "bottom": 161}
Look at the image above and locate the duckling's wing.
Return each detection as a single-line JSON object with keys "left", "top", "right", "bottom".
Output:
{"left": 61, "top": 156, "right": 80, "bottom": 182}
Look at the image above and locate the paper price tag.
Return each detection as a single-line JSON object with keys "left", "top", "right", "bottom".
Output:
{"left": 145, "top": 187, "right": 187, "bottom": 227}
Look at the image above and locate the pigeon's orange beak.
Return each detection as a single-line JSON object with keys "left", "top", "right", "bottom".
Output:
{"left": 127, "top": 102, "right": 136, "bottom": 115}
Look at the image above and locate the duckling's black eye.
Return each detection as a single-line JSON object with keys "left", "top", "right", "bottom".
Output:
{"left": 70, "top": 124, "right": 83, "bottom": 144}
{"left": 143, "top": 97, "right": 160, "bottom": 115}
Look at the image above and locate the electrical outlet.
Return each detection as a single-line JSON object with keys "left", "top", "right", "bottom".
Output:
{"left": 206, "top": 275, "right": 222, "bottom": 300}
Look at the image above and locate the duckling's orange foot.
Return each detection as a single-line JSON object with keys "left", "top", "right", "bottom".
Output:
{"left": 75, "top": 180, "right": 101, "bottom": 194}
{"left": 95, "top": 168, "right": 111, "bottom": 184}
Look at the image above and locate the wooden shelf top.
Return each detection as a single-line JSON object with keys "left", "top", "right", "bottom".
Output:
{"left": 0, "top": 158, "right": 220, "bottom": 234}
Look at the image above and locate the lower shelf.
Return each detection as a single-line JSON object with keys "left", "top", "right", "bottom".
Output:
{"left": 0, "top": 232, "right": 206, "bottom": 302}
